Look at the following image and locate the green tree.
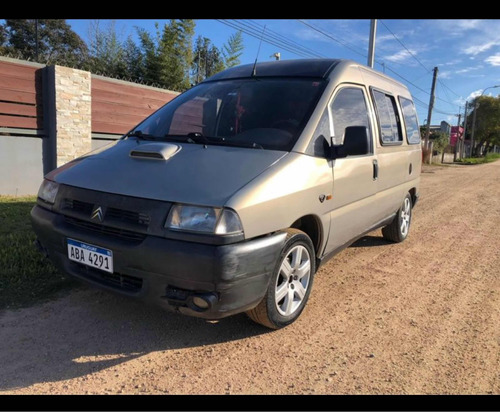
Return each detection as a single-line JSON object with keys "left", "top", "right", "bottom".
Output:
{"left": 86, "top": 20, "right": 127, "bottom": 77}
{"left": 192, "top": 36, "right": 225, "bottom": 84}
{"left": 1, "top": 19, "right": 88, "bottom": 67}
{"left": 223, "top": 31, "right": 244, "bottom": 68}
{"left": 136, "top": 26, "right": 162, "bottom": 85}
{"left": 137, "top": 20, "right": 195, "bottom": 90}
{"left": 0, "top": 25, "right": 7, "bottom": 54}
{"left": 429, "top": 131, "right": 449, "bottom": 154}
{"left": 123, "top": 35, "right": 146, "bottom": 82}
{"left": 468, "top": 95, "right": 500, "bottom": 156}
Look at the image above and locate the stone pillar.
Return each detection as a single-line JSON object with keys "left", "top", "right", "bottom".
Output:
{"left": 51, "top": 65, "right": 92, "bottom": 167}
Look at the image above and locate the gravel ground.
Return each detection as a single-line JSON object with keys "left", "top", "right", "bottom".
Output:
{"left": 1, "top": 161, "right": 499, "bottom": 396}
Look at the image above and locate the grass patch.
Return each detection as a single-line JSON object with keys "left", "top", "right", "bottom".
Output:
{"left": 456, "top": 153, "right": 500, "bottom": 165}
{"left": 0, "top": 196, "right": 76, "bottom": 310}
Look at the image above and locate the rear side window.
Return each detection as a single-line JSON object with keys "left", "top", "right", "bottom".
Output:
{"left": 399, "top": 97, "right": 420, "bottom": 144}
{"left": 372, "top": 90, "right": 402, "bottom": 144}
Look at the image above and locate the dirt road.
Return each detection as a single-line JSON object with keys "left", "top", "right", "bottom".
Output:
{"left": 1, "top": 161, "right": 499, "bottom": 395}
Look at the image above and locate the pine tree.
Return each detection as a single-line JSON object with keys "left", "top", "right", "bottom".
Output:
{"left": 136, "top": 20, "right": 195, "bottom": 90}
{"left": 87, "top": 20, "right": 127, "bottom": 77}
{"left": 223, "top": 31, "right": 244, "bottom": 68}
{"left": 123, "top": 35, "right": 146, "bottom": 82}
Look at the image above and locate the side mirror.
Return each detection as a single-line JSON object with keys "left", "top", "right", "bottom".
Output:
{"left": 330, "top": 126, "right": 370, "bottom": 159}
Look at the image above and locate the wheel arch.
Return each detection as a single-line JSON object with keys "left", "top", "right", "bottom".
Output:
{"left": 409, "top": 187, "right": 417, "bottom": 206}
{"left": 290, "top": 214, "right": 323, "bottom": 258}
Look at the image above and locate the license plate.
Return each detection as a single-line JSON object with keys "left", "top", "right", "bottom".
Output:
{"left": 67, "top": 238, "right": 113, "bottom": 273}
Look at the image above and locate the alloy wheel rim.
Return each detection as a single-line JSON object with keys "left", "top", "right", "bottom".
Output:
{"left": 400, "top": 197, "right": 411, "bottom": 237}
{"left": 275, "top": 245, "right": 311, "bottom": 316}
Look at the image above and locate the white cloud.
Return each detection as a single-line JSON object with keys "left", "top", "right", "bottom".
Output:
{"left": 464, "top": 41, "right": 500, "bottom": 56}
{"left": 454, "top": 20, "right": 482, "bottom": 30}
{"left": 432, "top": 19, "right": 482, "bottom": 36}
{"left": 486, "top": 54, "right": 500, "bottom": 66}
{"left": 455, "top": 65, "right": 483, "bottom": 74}
{"left": 467, "top": 87, "right": 493, "bottom": 100}
{"left": 294, "top": 28, "right": 330, "bottom": 43}
{"left": 439, "top": 70, "right": 452, "bottom": 79}
{"left": 440, "top": 59, "right": 463, "bottom": 66}
{"left": 383, "top": 49, "right": 417, "bottom": 63}
{"left": 468, "top": 89, "right": 484, "bottom": 100}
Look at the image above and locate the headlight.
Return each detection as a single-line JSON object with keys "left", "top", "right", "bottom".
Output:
{"left": 37, "top": 179, "right": 59, "bottom": 204}
{"left": 165, "top": 204, "right": 243, "bottom": 235}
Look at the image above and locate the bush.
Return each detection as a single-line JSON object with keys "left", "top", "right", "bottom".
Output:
{"left": 456, "top": 153, "right": 500, "bottom": 164}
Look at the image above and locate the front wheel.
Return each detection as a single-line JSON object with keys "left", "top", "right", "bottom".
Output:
{"left": 382, "top": 193, "right": 412, "bottom": 243}
{"left": 246, "top": 228, "right": 316, "bottom": 329}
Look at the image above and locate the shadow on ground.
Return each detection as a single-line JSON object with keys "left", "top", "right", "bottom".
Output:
{"left": 0, "top": 287, "right": 269, "bottom": 391}
{"left": 350, "top": 235, "right": 391, "bottom": 248}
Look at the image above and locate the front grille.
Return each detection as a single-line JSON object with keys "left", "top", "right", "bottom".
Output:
{"left": 72, "top": 263, "right": 143, "bottom": 293}
{"left": 64, "top": 199, "right": 93, "bottom": 214}
{"left": 63, "top": 197, "right": 151, "bottom": 228}
{"left": 64, "top": 216, "right": 146, "bottom": 242}
{"left": 106, "top": 207, "right": 150, "bottom": 226}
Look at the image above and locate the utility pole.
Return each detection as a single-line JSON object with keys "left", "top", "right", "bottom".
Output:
{"left": 368, "top": 19, "right": 377, "bottom": 68}
{"left": 424, "top": 66, "right": 439, "bottom": 152}
{"left": 35, "top": 19, "right": 39, "bottom": 62}
{"left": 461, "top": 101, "right": 468, "bottom": 158}
{"left": 454, "top": 112, "right": 461, "bottom": 162}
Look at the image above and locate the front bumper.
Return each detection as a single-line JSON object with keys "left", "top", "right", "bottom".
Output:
{"left": 31, "top": 205, "right": 286, "bottom": 319}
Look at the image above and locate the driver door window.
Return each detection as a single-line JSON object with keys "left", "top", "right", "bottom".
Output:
{"left": 330, "top": 87, "right": 373, "bottom": 153}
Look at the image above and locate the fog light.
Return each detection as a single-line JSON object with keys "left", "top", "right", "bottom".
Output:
{"left": 192, "top": 296, "right": 210, "bottom": 310}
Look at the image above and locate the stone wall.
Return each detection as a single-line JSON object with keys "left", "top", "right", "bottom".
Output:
{"left": 54, "top": 66, "right": 92, "bottom": 167}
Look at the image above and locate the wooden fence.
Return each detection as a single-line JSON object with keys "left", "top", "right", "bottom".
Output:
{"left": 0, "top": 57, "right": 178, "bottom": 137}
{"left": 0, "top": 59, "right": 44, "bottom": 132}
{"left": 0, "top": 56, "right": 179, "bottom": 195}
{"left": 91, "top": 76, "right": 177, "bottom": 135}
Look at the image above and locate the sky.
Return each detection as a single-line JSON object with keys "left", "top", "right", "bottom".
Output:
{"left": 65, "top": 19, "right": 500, "bottom": 127}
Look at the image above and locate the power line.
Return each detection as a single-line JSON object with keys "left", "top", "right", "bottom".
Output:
{"left": 438, "top": 79, "right": 462, "bottom": 98}
{"left": 297, "top": 20, "right": 368, "bottom": 59}
{"left": 217, "top": 19, "right": 322, "bottom": 59}
{"left": 380, "top": 20, "right": 431, "bottom": 74}
{"left": 244, "top": 20, "right": 327, "bottom": 58}
{"left": 221, "top": 19, "right": 458, "bottom": 118}
{"left": 380, "top": 19, "right": 460, "bottom": 106}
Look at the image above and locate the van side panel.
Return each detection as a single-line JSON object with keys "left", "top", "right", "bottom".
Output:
{"left": 358, "top": 66, "right": 421, "bottom": 220}
{"left": 226, "top": 153, "right": 333, "bottom": 253}
{"left": 326, "top": 156, "right": 378, "bottom": 252}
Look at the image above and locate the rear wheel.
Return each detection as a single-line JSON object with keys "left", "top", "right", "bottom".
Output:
{"left": 246, "top": 228, "right": 315, "bottom": 329}
{"left": 382, "top": 193, "right": 412, "bottom": 243}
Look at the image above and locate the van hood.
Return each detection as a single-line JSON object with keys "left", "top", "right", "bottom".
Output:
{"left": 49, "top": 139, "right": 287, "bottom": 206}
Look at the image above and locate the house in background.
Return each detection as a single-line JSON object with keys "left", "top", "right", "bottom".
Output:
{"left": 450, "top": 125, "right": 464, "bottom": 146}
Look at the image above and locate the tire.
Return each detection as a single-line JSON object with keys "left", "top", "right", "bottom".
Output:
{"left": 382, "top": 193, "right": 412, "bottom": 243}
{"left": 246, "top": 228, "right": 316, "bottom": 329}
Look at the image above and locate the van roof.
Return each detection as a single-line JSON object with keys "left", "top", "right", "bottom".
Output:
{"left": 204, "top": 59, "right": 342, "bottom": 81}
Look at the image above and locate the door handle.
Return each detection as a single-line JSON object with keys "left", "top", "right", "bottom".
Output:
{"left": 373, "top": 159, "right": 378, "bottom": 180}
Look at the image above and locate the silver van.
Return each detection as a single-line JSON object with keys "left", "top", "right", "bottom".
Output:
{"left": 31, "top": 59, "right": 421, "bottom": 329}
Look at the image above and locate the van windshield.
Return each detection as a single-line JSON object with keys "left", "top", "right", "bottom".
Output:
{"left": 129, "top": 78, "right": 326, "bottom": 151}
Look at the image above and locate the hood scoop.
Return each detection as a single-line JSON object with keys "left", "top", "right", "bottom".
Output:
{"left": 129, "top": 142, "right": 181, "bottom": 161}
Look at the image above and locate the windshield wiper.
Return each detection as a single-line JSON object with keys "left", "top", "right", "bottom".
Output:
{"left": 125, "top": 130, "right": 161, "bottom": 141}
{"left": 131, "top": 131, "right": 263, "bottom": 150}
{"left": 186, "top": 133, "right": 264, "bottom": 150}
{"left": 216, "top": 140, "right": 264, "bottom": 150}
